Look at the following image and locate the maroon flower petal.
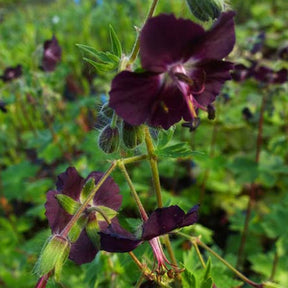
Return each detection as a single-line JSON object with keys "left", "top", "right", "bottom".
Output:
{"left": 45, "top": 190, "right": 72, "bottom": 233}
{"left": 254, "top": 66, "right": 288, "bottom": 84}
{"left": 42, "top": 36, "right": 62, "bottom": 72}
{"left": 181, "top": 204, "right": 199, "bottom": 227}
{"left": 147, "top": 83, "right": 190, "bottom": 129}
{"left": 56, "top": 167, "right": 84, "bottom": 200}
{"left": 87, "top": 172, "right": 122, "bottom": 211}
{"left": 69, "top": 230, "right": 98, "bottom": 265}
{"left": 191, "top": 11, "right": 236, "bottom": 61}
{"left": 193, "top": 60, "right": 234, "bottom": 107}
{"left": 109, "top": 71, "right": 161, "bottom": 126}
{"left": 99, "top": 221, "right": 141, "bottom": 252}
{"left": 140, "top": 14, "right": 205, "bottom": 72}
{"left": 142, "top": 205, "right": 199, "bottom": 240}
{"left": 142, "top": 206, "right": 185, "bottom": 240}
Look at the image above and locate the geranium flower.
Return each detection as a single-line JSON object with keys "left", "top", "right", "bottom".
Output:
{"left": 45, "top": 167, "right": 122, "bottom": 264}
{"left": 109, "top": 12, "right": 235, "bottom": 129}
{"left": 253, "top": 66, "right": 287, "bottom": 84}
{"left": 100, "top": 205, "right": 198, "bottom": 273}
{"left": 41, "top": 36, "right": 62, "bottom": 72}
{"left": 0, "top": 64, "right": 22, "bottom": 82}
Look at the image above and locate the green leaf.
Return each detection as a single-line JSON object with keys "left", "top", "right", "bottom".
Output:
{"left": 109, "top": 24, "right": 122, "bottom": 58}
{"left": 182, "top": 269, "right": 197, "bottom": 288}
{"left": 155, "top": 142, "right": 206, "bottom": 159}
{"left": 227, "top": 157, "right": 258, "bottom": 184}
{"left": 76, "top": 44, "right": 119, "bottom": 64}
{"left": 156, "top": 126, "right": 175, "bottom": 148}
{"left": 83, "top": 57, "right": 116, "bottom": 72}
{"left": 55, "top": 194, "right": 81, "bottom": 215}
{"left": 203, "top": 258, "right": 212, "bottom": 281}
{"left": 200, "top": 278, "right": 213, "bottom": 288}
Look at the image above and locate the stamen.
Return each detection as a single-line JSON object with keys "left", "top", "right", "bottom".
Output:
{"left": 160, "top": 101, "right": 169, "bottom": 113}
{"left": 186, "top": 95, "right": 198, "bottom": 118}
{"left": 174, "top": 72, "right": 194, "bottom": 86}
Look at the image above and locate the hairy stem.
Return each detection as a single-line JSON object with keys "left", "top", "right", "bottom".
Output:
{"left": 128, "top": 0, "right": 159, "bottom": 64}
{"left": 144, "top": 127, "right": 163, "bottom": 208}
{"left": 118, "top": 161, "right": 148, "bottom": 221}
{"left": 237, "top": 94, "right": 266, "bottom": 268}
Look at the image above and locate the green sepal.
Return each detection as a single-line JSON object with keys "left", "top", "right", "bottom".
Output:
{"left": 86, "top": 218, "right": 101, "bottom": 248}
{"left": 55, "top": 194, "right": 81, "bottom": 215}
{"left": 80, "top": 177, "right": 96, "bottom": 203}
{"left": 36, "top": 235, "right": 71, "bottom": 277}
{"left": 95, "top": 205, "right": 118, "bottom": 222}
{"left": 109, "top": 24, "right": 122, "bottom": 58}
{"left": 68, "top": 214, "right": 88, "bottom": 243}
{"left": 54, "top": 239, "right": 70, "bottom": 282}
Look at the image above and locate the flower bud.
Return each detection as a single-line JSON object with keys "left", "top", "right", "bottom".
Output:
{"left": 207, "top": 104, "right": 216, "bottom": 120}
{"left": 36, "top": 235, "right": 70, "bottom": 280}
{"left": 186, "top": 0, "right": 225, "bottom": 21}
{"left": 98, "top": 125, "right": 120, "bottom": 153}
{"left": 122, "top": 122, "right": 144, "bottom": 149}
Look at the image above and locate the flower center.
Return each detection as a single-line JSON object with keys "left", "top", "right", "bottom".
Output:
{"left": 170, "top": 64, "right": 204, "bottom": 119}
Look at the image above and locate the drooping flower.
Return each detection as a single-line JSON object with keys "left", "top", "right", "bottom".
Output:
{"left": 109, "top": 12, "right": 235, "bottom": 129}
{"left": 45, "top": 167, "right": 122, "bottom": 264}
{"left": 41, "top": 36, "right": 62, "bottom": 72}
{"left": 253, "top": 66, "right": 288, "bottom": 84}
{"left": 100, "top": 205, "right": 199, "bottom": 273}
{"left": 0, "top": 64, "right": 22, "bottom": 82}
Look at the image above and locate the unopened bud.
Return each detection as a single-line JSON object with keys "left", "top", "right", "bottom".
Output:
{"left": 98, "top": 125, "right": 119, "bottom": 153}
{"left": 207, "top": 105, "right": 216, "bottom": 120}
{"left": 36, "top": 235, "right": 70, "bottom": 279}
{"left": 122, "top": 122, "right": 144, "bottom": 149}
{"left": 186, "top": 0, "right": 225, "bottom": 21}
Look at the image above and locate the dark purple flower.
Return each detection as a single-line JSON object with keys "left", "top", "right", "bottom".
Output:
{"left": 100, "top": 205, "right": 198, "bottom": 271}
{"left": 41, "top": 36, "right": 62, "bottom": 72}
{"left": 0, "top": 64, "right": 22, "bottom": 82}
{"left": 109, "top": 12, "right": 235, "bottom": 129}
{"left": 45, "top": 167, "right": 122, "bottom": 264}
{"left": 249, "top": 31, "right": 265, "bottom": 54}
{"left": 253, "top": 66, "right": 288, "bottom": 84}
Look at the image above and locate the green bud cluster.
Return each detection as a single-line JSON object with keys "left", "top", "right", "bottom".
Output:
{"left": 122, "top": 121, "right": 144, "bottom": 149}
